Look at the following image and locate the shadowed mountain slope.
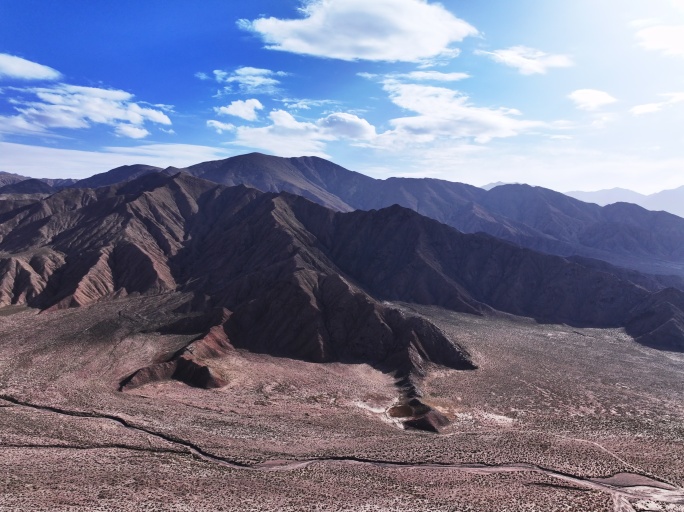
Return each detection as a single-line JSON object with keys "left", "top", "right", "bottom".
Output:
{"left": 70, "top": 164, "right": 164, "bottom": 189}
{"left": 63, "top": 153, "right": 684, "bottom": 280}
{"left": 0, "top": 170, "right": 682, "bottom": 391}
{"left": 0, "top": 171, "right": 31, "bottom": 187}
{"left": 172, "top": 154, "right": 684, "bottom": 279}
{"left": 0, "top": 174, "right": 476, "bottom": 398}
{"left": 0, "top": 179, "right": 56, "bottom": 195}
{"left": 0, "top": 171, "right": 76, "bottom": 191}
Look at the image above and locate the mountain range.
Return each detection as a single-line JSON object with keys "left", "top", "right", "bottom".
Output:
{"left": 567, "top": 186, "right": 684, "bottom": 219}
{"left": 1, "top": 171, "right": 683, "bottom": 395}
{"left": 49, "top": 153, "right": 684, "bottom": 283}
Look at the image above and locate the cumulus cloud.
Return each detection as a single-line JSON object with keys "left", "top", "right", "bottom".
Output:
{"left": 317, "top": 112, "right": 376, "bottom": 139}
{"left": 212, "top": 67, "right": 288, "bottom": 95}
{"left": 630, "top": 92, "right": 684, "bottom": 115}
{"left": 215, "top": 98, "right": 264, "bottom": 120}
{"left": 0, "top": 53, "right": 62, "bottom": 81}
{"left": 377, "top": 82, "right": 542, "bottom": 146}
{"left": 0, "top": 83, "right": 171, "bottom": 138}
{"left": 475, "top": 46, "right": 574, "bottom": 75}
{"left": 232, "top": 110, "right": 330, "bottom": 157}
{"left": 568, "top": 89, "right": 617, "bottom": 111}
{"left": 635, "top": 24, "right": 684, "bottom": 57}
{"left": 238, "top": 0, "right": 477, "bottom": 62}
{"left": 231, "top": 109, "right": 377, "bottom": 157}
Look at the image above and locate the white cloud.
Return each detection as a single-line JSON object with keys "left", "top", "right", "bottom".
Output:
{"left": 279, "top": 98, "right": 340, "bottom": 110}
{"left": 0, "top": 114, "right": 48, "bottom": 136}
{"left": 0, "top": 142, "right": 234, "bottom": 179}
{"left": 215, "top": 98, "right": 264, "bottom": 120}
{"left": 635, "top": 24, "right": 684, "bottom": 57}
{"left": 232, "top": 110, "right": 330, "bottom": 157}
{"left": 206, "top": 120, "right": 236, "bottom": 133}
{"left": 317, "top": 112, "right": 376, "bottom": 139}
{"left": 376, "top": 82, "right": 543, "bottom": 146}
{"left": 475, "top": 46, "right": 573, "bottom": 75}
{"left": 0, "top": 53, "right": 62, "bottom": 81}
{"left": 115, "top": 124, "right": 150, "bottom": 139}
{"left": 212, "top": 67, "right": 288, "bottom": 95}
{"left": 0, "top": 83, "right": 171, "bottom": 138}
{"left": 230, "top": 109, "right": 377, "bottom": 157}
{"left": 393, "top": 71, "right": 470, "bottom": 82}
{"left": 238, "top": 0, "right": 477, "bottom": 63}
{"left": 568, "top": 89, "right": 618, "bottom": 111}
{"left": 630, "top": 103, "right": 663, "bottom": 115}
{"left": 630, "top": 92, "right": 684, "bottom": 115}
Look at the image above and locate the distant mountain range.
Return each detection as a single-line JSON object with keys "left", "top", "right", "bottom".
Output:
{"left": 0, "top": 171, "right": 77, "bottom": 194}
{"left": 567, "top": 186, "right": 684, "bottom": 219}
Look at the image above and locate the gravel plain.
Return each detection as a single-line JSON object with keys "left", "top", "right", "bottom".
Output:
{"left": 1, "top": 297, "right": 683, "bottom": 511}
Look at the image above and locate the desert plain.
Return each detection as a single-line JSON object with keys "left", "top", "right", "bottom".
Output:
{"left": 1, "top": 295, "right": 683, "bottom": 511}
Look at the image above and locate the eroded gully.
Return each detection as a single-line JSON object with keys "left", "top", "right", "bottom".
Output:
{"left": 2, "top": 395, "right": 683, "bottom": 512}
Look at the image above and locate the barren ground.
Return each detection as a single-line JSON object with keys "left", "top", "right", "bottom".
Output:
{"left": 1, "top": 296, "right": 683, "bottom": 511}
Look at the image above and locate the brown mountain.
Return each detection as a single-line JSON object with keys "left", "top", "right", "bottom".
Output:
{"left": 0, "top": 171, "right": 32, "bottom": 187}
{"left": 70, "top": 164, "right": 163, "bottom": 189}
{"left": 1, "top": 172, "right": 683, "bottom": 398}
{"left": 185, "top": 154, "right": 684, "bottom": 279}
{"left": 72, "top": 153, "right": 684, "bottom": 281}
{"left": 0, "top": 178, "right": 56, "bottom": 195}
{"left": 0, "top": 173, "right": 475, "bottom": 407}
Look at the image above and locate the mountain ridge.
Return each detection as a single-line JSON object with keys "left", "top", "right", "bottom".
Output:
{"left": 1, "top": 173, "right": 683, "bottom": 370}
{"left": 567, "top": 185, "right": 684, "bottom": 218}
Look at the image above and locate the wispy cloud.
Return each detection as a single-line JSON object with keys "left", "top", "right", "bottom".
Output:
{"left": 0, "top": 83, "right": 171, "bottom": 139}
{"left": 381, "top": 83, "right": 542, "bottom": 145}
{"left": 568, "top": 89, "right": 617, "bottom": 111}
{"left": 210, "top": 66, "right": 288, "bottom": 95}
{"left": 279, "top": 98, "right": 340, "bottom": 111}
{"left": 206, "top": 120, "right": 236, "bottom": 134}
{"left": 635, "top": 23, "right": 684, "bottom": 57}
{"left": 630, "top": 92, "right": 684, "bottom": 115}
{"left": 230, "top": 110, "right": 376, "bottom": 158}
{"left": 475, "top": 46, "right": 573, "bottom": 75}
{"left": 364, "top": 70, "right": 471, "bottom": 83}
{"left": 114, "top": 124, "right": 150, "bottom": 139}
{"left": 0, "top": 53, "right": 62, "bottom": 81}
{"left": 238, "top": 0, "right": 477, "bottom": 63}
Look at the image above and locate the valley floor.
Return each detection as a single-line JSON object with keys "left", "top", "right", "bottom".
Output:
{"left": 1, "top": 297, "right": 683, "bottom": 511}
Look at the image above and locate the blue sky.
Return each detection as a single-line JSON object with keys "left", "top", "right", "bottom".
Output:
{"left": 1, "top": 0, "right": 683, "bottom": 193}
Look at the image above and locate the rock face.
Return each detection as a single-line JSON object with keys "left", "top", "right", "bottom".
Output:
{"left": 1, "top": 172, "right": 683, "bottom": 392}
